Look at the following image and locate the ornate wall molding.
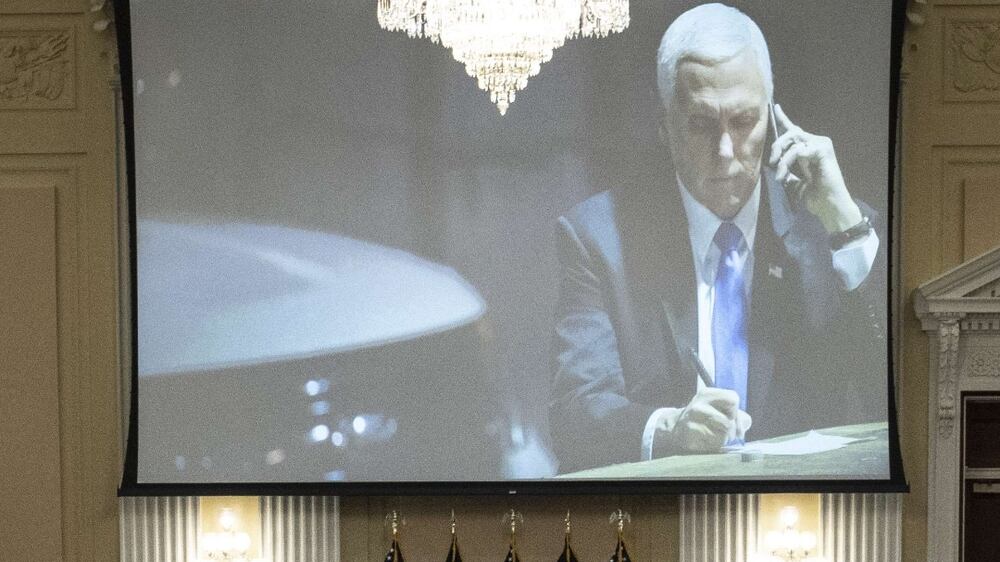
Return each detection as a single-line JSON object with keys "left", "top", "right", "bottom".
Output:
{"left": 962, "top": 317, "right": 1000, "bottom": 331}
{"left": 0, "top": 28, "right": 75, "bottom": 110}
{"left": 948, "top": 21, "right": 1000, "bottom": 96}
{"left": 966, "top": 347, "right": 1000, "bottom": 377}
{"left": 935, "top": 313, "right": 964, "bottom": 437}
{"left": 915, "top": 246, "right": 1000, "bottom": 562}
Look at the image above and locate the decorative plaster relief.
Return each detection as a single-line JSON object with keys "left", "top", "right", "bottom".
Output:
{"left": 962, "top": 317, "right": 1000, "bottom": 331}
{"left": 966, "top": 348, "right": 1000, "bottom": 377}
{"left": 945, "top": 20, "right": 1000, "bottom": 100}
{"left": 936, "top": 313, "right": 964, "bottom": 437}
{"left": 0, "top": 29, "right": 74, "bottom": 110}
{"left": 962, "top": 331, "right": 1000, "bottom": 379}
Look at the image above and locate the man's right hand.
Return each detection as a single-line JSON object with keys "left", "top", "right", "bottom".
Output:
{"left": 655, "top": 387, "right": 752, "bottom": 454}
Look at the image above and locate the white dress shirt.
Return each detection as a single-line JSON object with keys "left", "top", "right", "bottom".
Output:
{"left": 639, "top": 177, "right": 880, "bottom": 460}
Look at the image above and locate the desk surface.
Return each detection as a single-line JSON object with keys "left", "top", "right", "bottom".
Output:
{"left": 558, "top": 422, "right": 890, "bottom": 480}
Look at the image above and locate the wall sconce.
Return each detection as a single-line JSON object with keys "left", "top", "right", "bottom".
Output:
{"left": 757, "top": 506, "right": 824, "bottom": 562}
{"left": 200, "top": 507, "right": 254, "bottom": 562}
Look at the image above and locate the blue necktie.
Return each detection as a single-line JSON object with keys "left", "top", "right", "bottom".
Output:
{"left": 712, "top": 222, "right": 749, "bottom": 413}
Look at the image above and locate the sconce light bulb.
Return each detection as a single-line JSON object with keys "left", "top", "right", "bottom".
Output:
{"left": 219, "top": 508, "right": 237, "bottom": 532}
{"left": 779, "top": 506, "right": 799, "bottom": 528}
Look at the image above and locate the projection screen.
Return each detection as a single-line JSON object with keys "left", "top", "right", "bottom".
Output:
{"left": 120, "top": 0, "right": 908, "bottom": 492}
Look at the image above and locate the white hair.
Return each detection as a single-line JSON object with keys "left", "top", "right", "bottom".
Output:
{"left": 656, "top": 3, "right": 773, "bottom": 111}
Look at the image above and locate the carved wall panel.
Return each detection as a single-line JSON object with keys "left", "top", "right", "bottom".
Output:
{"left": 929, "top": 148, "right": 1000, "bottom": 268}
{"left": 0, "top": 176, "right": 61, "bottom": 562}
{"left": 0, "top": 28, "right": 75, "bottom": 110}
{"left": 963, "top": 177, "right": 1000, "bottom": 258}
{"left": 0, "top": 1, "right": 87, "bottom": 15}
{"left": 945, "top": 19, "right": 1000, "bottom": 100}
{"left": 0, "top": 0, "right": 150, "bottom": 561}
{"left": 965, "top": 346, "right": 1000, "bottom": 378}
{"left": 961, "top": 325, "right": 1000, "bottom": 381}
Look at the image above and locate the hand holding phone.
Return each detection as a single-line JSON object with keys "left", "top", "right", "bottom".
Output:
{"left": 767, "top": 103, "right": 863, "bottom": 234}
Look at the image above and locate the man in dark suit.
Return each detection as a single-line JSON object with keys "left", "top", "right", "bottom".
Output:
{"left": 549, "top": 3, "right": 885, "bottom": 473}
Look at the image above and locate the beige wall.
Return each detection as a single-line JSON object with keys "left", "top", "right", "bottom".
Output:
{"left": 900, "top": 1, "right": 1000, "bottom": 561}
{"left": 0, "top": 0, "right": 121, "bottom": 560}
{"left": 4, "top": 0, "right": 1000, "bottom": 561}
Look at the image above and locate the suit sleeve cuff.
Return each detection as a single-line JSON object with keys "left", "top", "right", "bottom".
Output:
{"left": 830, "top": 230, "right": 879, "bottom": 291}
{"left": 642, "top": 407, "right": 681, "bottom": 461}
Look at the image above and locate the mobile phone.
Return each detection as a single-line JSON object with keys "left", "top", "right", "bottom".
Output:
{"left": 768, "top": 102, "right": 804, "bottom": 208}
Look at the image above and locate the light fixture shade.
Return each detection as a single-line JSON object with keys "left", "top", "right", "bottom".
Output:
{"left": 801, "top": 531, "right": 817, "bottom": 551}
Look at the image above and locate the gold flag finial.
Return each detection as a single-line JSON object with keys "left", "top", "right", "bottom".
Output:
{"left": 385, "top": 510, "right": 403, "bottom": 540}
{"left": 609, "top": 509, "right": 631, "bottom": 539}
{"left": 502, "top": 509, "right": 524, "bottom": 548}
{"left": 565, "top": 510, "right": 572, "bottom": 536}
{"left": 450, "top": 509, "right": 457, "bottom": 536}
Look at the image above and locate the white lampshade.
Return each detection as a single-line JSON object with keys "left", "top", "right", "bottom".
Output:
{"left": 781, "top": 528, "right": 799, "bottom": 550}
{"left": 801, "top": 531, "right": 818, "bottom": 551}
{"left": 765, "top": 530, "right": 782, "bottom": 550}
{"left": 200, "top": 532, "right": 219, "bottom": 553}
{"left": 235, "top": 531, "right": 252, "bottom": 552}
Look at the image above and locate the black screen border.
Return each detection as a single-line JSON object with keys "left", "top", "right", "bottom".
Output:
{"left": 117, "top": 0, "right": 909, "bottom": 497}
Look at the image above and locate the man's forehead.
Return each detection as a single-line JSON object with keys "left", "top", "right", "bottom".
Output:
{"left": 683, "top": 94, "right": 763, "bottom": 115}
{"left": 675, "top": 50, "right": 767, "bottom": 108}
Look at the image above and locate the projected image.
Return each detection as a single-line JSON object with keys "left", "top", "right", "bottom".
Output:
{"left": 130, "top": 0, "right": 896, "bottom": 485}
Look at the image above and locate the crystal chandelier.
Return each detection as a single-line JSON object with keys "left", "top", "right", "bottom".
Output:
{"left": 377, "top": 0, "right": 629, "bottom": 115}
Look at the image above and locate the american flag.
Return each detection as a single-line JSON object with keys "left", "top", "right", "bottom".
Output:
{"left": 384, "top": 539, "right": 404, "bottom": 562}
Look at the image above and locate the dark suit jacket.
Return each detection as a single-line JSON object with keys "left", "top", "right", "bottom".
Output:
{"left": 549, "top": 168, "right": 886, "bottom": 473}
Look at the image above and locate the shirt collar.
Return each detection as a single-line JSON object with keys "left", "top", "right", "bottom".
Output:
{"left": 677, "top": 174, "right": 761, "bottom": 281}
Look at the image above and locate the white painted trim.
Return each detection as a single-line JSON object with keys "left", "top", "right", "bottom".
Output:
{"left": 915, "top": 251, "right": 1000, "bottom": 562}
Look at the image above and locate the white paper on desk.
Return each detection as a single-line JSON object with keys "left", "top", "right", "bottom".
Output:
{"left": 726, "top": 431, "right": 863, "bottom": 456}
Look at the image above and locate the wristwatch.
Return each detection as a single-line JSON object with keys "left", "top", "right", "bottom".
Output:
{"left": 830, "top": 215, "right": 872, "bottom": 251}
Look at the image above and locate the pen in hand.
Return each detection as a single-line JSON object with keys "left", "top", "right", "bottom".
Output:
{"left": 687, "top": 347, "right": 746, "bottom": 447}
{"left": 687, "top": 347, "right": 714, "bottom": 389}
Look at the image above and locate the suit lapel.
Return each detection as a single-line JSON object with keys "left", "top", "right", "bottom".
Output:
{"left": 618, "top": 177, "right": 697, "bottom": 371}
{"left": 746, "top": 176, "right": 798, "bottom": 438}
{"left": 634, "top": 169, "right": 793, "bottom": 438}
{"left": 617, "top": 169, "right": 797, "bottom": 418}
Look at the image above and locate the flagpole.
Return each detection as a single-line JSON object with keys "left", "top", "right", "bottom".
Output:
{"left": 450, "top": 509, "right": 458, "bottom": 559}
{"left": 565, "top": 510, "right": 572, "bottom": 559}
{"left": 383, "top": 510, "right": 405, "bottom": 562}
{"left": 609, "top": 509, "right": 631, "bottom": 562}
{"left": 502, "top": 509, "right": 523, "bottom": 562}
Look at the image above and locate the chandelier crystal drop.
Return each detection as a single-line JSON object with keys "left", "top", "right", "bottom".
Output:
{"left": 377, "top": 0, "right": 629, "bottom": 115}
